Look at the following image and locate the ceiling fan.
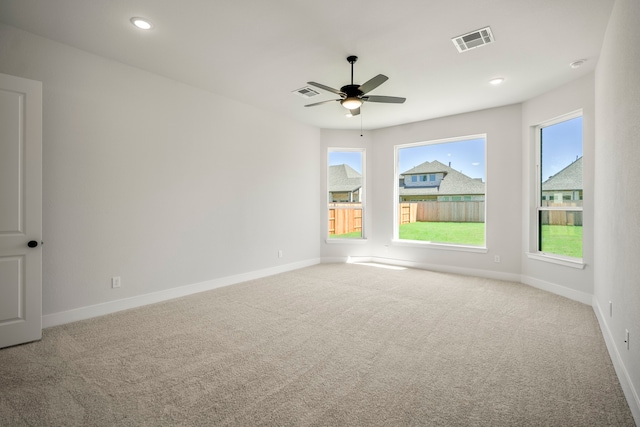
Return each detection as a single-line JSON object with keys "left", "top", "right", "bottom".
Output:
{"left": 305, "top": 56, "right": 406, "bottom": 116}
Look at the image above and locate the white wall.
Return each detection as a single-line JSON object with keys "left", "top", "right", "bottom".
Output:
{"left": 0, "top": 24, "right": 321, "bottom": 317}
{"left": 520, "top": 73, "right": 595, "bottom": 302}
{"left": 321, "top": 105, "right": 523, "bottom": 281}
{"left": 594, "top": 0, "right": 640, "bottom": 421}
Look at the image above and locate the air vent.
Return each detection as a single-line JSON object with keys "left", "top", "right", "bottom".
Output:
{"left": 452, "top": 27, "right": 495, "bottom": 53}
{"left": 292, "top": 86, "right": 321, "bottom": 98}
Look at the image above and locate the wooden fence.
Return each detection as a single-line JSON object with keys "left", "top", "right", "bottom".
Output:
{"left": 399, "top": 201, "right": 485, "bottom": 224}
{"left": 329, "top": 203, "right": 362, "bottom": 235}
{"left": 540, "top": 201, "right": 583, "bottom": 226}
{"left": 330, "top": 201, "right": 580, "bottom": 232}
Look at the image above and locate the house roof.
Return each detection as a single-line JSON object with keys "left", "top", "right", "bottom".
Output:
{"left": 399, "top": 160, "right": 485, "bottom": 196}
{"left": 542, "top": 157, "right": 582, "bottom": 191}
{"left": 401, "top": 160, "right": 452, "bottom": 175}
{"left": 328, "top": 164, "right": 362, "bottom": 193}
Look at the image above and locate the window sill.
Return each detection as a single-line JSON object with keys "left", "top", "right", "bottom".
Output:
{"left": 392, "top": 239, "right": 488, "bottom": 254}
{"left": 526, "top": 252, "right": 585, "bottom": 269}
{"left": 325, "top": 238, "right": 368, "bottom": 245}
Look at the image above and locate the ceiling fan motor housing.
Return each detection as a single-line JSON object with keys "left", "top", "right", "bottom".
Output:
{"left": 340, "top": 84, "right": 363, "bottom": 98}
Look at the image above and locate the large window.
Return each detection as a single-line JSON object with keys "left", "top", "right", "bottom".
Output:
{"left": 536, "top": 113, "right": 583, "bottom": 259}
{"left": 328, "top": 149, "right": 364, "bottom": 239}
{"left": 395, "top": 135, "right": 486, "bottom": 247}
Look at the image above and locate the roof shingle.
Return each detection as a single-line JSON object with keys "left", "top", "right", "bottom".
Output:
{"left": 399, "top": 160, "right": 485, "bottom": 196}
{"left": 542, "top": 157, "right": 582, "bottom": 191}
{"left": 329, "top": 164, "right": 362, "bottom": 193}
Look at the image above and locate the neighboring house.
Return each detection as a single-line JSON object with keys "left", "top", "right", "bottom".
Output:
{"left": 329, "top": 164, "right": 362, "bottom": 202}
{"left": 541, "top": 156, "right": 582, "bottom": 202}
{"left": 399, "top": 160, "right": 485, "bottom": 202}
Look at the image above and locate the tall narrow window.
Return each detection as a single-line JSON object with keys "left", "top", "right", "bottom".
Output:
{"left": 537, "top": 114, "right": 583, "bottom": 258}
{"left": 328, "top": 149, "right": 364, "bottom": 239}
{"left": 395, "top": 136, "right": 486, "bottom": 247}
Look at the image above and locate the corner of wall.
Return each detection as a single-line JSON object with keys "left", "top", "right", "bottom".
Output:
{"left": 592, "top": 296, "right": 640, "bottom": 423}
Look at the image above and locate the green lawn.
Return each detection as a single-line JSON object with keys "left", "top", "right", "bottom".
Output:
{"left": 399, "top": 222, "right": 485, "bottom": 246}
{"left": 330, "top": 231, "right": 362, "bottom": 239}
{"left": 333, "top": 222, "right": 582, "bottom": 258}
{"left": 541, "top": 225, "right": 583, "bottom": 258}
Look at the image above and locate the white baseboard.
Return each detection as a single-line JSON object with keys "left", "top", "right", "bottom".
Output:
{"left": 367, "top": 256, "right": 522, "bottom": 283}
{"left": 520, "top": 275, "right": 592, "bottom": 305}
{"left": 326, "top": 256, "right": 591, "bottom": 306}
{"left": 325, "top": 256, "right": 590, "bottom": 304}
{"left": 320, "top": 256, "right": 355, "bottom": 264}
{"left": 593, "top": 297, "right": 640, "bottom": 425}
{"left": 323, "top": 255, "right": 522, "bottom": 282}
{"left": 43, "top": 258, "right": 321, "bottom": 328}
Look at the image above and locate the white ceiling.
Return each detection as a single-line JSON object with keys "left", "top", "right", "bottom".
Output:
{"left": 0, "top": 0, "right": 615, "bottom": 130}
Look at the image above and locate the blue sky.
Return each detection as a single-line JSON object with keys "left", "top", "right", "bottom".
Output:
{"left": 329, "top": 138, "right": 486, "bottom": 180}
{"left": 328, "top": 151, "right": 363, "bottom": 173}
{"left": 541, "top": 116, "right": 583, "bottom": 181}
{"left": 329, "top": 117, "right": 581, "bottom": 183}
{"left": 399, "top": 138, "right": 486, "bottom": 181}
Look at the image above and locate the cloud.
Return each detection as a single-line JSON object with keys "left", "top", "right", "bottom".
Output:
{"left": 472, "top": 162, "right": 480, "bottom": 166}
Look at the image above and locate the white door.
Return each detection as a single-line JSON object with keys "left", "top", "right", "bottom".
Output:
{"left": 0, "top": 73, "right": 43, "bottom": 349}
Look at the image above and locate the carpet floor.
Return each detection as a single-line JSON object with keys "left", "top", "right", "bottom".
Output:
{"left": 0, "top": 263, "right": 635, "bottom": 426}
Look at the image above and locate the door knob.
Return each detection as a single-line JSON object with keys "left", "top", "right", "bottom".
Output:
{"left": 27, "top": 240, "right": 39, "bottom": 248}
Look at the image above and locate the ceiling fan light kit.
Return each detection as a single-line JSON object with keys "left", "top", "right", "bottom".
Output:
{"left": 341, "top": 97, "right": 363, "bottom": 110}
{"left": 304, "top": 55, "right": 406, "bottom": 117}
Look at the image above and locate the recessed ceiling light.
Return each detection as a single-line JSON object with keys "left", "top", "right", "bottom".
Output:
{"left": 489, "top": 77, "right": 504, "bottom": 85}
{"left": 130, "top": 17, "right": 153, "bottom": 30}
{"left": 570, "top": 59, "right": 587, "bottom": 69}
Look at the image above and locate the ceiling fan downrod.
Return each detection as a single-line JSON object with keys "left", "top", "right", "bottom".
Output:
{"left": 347, "top": 55, "right": 358, "bottom": 85}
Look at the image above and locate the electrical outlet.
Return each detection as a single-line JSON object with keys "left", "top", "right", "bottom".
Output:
{"left": 494, "top": 255, "right": 500, "bottom": 263}
{"left": 111, "top": 276, "right": 121, "bottom": 288}
{"left": 609, "top": 301, "right": 613, "bottom": 317}
{"left": 278, "top": 249, "right": 283, "bottom": 258}
{"left": 625, "top": 329, "right": 630, "bottom": 350}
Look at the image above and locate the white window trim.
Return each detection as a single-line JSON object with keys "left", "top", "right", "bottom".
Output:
{"left": 534, "top": 110, "right": 583, "bottom": 263}
{"left": 325, "top": 238, "right": 368, "bottom": 245}
{"left": 327, "top": 147, "right": 366, "bottom": 240}
{"left": 394, "top": 134, "right": 487, "bottom": 250}
{"left": 392, "top": 239, "right": 488, "bottom": 253}
{"left": 526, "top": 252, "right": 586, "bottom": 269}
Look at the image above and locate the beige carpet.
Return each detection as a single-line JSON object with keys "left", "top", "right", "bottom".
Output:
{"left": 0, "top": 263, "right": 635, "bottom": 426}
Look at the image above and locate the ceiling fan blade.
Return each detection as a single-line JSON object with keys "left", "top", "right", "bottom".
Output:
{"left": 358, "top": 74, "right": 389, "bottom": 94}
{"left": 304, "top": 99, "right": 340, "bottom": 107}
{"left": 363, "top": 95, "right": 406, "bottom": 104}
{"left": 307, "top": 82, "right": 344, "bottom": 97}
{"left": 349, "top": 107, "right": 360, "bottom": 116}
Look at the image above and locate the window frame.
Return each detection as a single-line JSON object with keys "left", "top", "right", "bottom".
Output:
{"left": 393, "top": 134, "right": 487, "bottom": 252}
{"left": 326, "top": 147, "right": 366, "bottom": 242}
{"left": 534, "top": 110, "right": 583, "bottom": 262}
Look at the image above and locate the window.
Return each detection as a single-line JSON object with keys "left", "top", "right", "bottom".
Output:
{"left": 536, "top": 113, "right": 583, "bottom": 259}
{"left": 328, "top": 149, "right": 364, "bottom": 239}
{"left": 395, "top": 135, "right": 486, "bottom": 247}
